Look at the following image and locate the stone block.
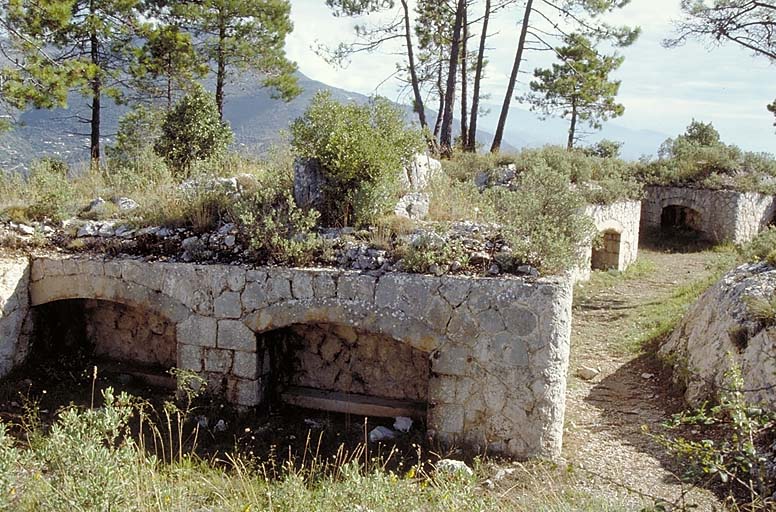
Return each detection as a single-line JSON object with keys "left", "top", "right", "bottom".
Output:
{"left": 313, "top": 274, "right": 337, "bottom": 298}
{"left": 178, "top": 344, "right": 203, "bottom": 372}
{"left": 217, "top": 320, "right": 255, "bottom": 351}
{"left": 205, "top": 348, "right": 233, "bottom": 373}
{"left": 176, "top": 315, "right": 217, "bottom": 347}
{"left": 432, "top": 344, "right": 470, "bottom": 376}
{"left": 242, "top": 281, "right": 268, "bottom": 311}
{"left": 232, "top": 350, "right": 258, "bottom": 379}
{"left": 226, "top": 268, "right": 246, "bottom": 292}
{"left": 266, "top": 276, "right": 292, "bottom": 303}
{"left": 292, "top": 273, "right": 314, "bottom": 300}
{"left": 228, "top": 378, "right": 262, "bottom": 407}
{"left": 214, "top": 291, "right": 242, "bottom": 319}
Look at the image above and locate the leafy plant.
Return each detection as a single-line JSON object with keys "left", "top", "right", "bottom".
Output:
{"left": 26, "top": 158, "right": 75, "bottom": 222}
{"left": 154, "top": 86, "right": 234, "bottom": 177}
{"left": 234, "top": 184, "right": 321, "bottom": 266}
{"left": 650, "top": 368, "right": 776, "bottom": 510}
{"left": 290, "top": 91, "right": 424, "bottom": 227}
{"left": 395, "top": 233, "right": 469, "bottom": 274}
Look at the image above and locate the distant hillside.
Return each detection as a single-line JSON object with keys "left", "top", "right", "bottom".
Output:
{"left": 0, "top": 72, "right": 514, "bottom": 171}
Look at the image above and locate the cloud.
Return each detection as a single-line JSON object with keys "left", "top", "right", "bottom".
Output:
{"left": 286, "top": 0, "right": 776, "bottom": 152}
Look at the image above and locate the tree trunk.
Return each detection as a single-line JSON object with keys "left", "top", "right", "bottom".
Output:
{"left": 567, "top": 98, "right": 578, "bottom": 150}
{"left": 490, "top": 0, "right": 533, "bottom": 154}
{"left": 459, "top": 6, "right": 469, "bottom": 150}
{"left": 89, "top": 1, "right": 100, "bottom": 167}
{"left": 400, "top": 0, "right": 429, "bottom": 136}
{"left": 433, "top": 50, "right": 445, "bottom": 140}
{"left": 215, "top": 10, "right": 226, "bottom": 119}
{"left": 439, "top": 0, "right": 467, "bottom": 158}
{"left": 466, "top": 0, "right": 490, "bottom": 152}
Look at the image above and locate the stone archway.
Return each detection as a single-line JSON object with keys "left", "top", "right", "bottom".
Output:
{"left": 661, "top": 204, "right": 703, "bottom": 233}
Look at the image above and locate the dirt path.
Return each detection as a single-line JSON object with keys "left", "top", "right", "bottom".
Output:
{"left": 562, "top": 247, "right": 727, "bottom": 509}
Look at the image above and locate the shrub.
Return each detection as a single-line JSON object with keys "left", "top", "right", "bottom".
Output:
{"left": 740, "top": 227, "right": 776, "bottom": 265}
{"left": 484, "top": 164, "right": 597, "bottom": 274}
{"left": 290, "top": 91, "right": 424, "bottom": 227}
{"left": 154, "top": 86, "right": 234, "bottom": 177}
{"left": 395, "top": 234, "right": 469, "bottom": 274}
{"left": 26, "top": 158, "right": 75, "bottom": 222}
{"left": 650, "top": 368, "right": 776, "bottom": 509}
{"left": 638, "top": 120, "right": 776, "bottom": 194}
{"left": 234, "top": 180, "right": 321, "bottom": 266}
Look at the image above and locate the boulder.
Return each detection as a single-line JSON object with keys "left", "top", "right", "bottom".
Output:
{"left": 394, "top": 192, "right": 430, "bottom": 220}
{"left": 659, "top": 262, "right": 776, "bottom": 409}
{"left": 401, "top": 153, "right": 441, "bottom": 191}
{"left": 293, "top": 157, "right": 327, "bottom": 211}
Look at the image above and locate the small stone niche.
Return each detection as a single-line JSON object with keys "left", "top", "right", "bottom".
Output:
{"left": 31, "top": 299, "right": 176, "bottom": 378}
{"left": 261, "top": 323, "right": 430, "bottom": 414}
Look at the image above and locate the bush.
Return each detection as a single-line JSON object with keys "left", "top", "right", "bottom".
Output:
{"left": 26, "top": 158, "right": 75, "bottom": 222}
{"left": 740, "top": 227, "right": 776, "bottom": 265}
{"left": 484, "top": 164, "right": 597, "bottom": 274}
{"left": 441, "top": 146, "right": 641, "bottom": 205}
{"left": 395, "top": 234, "right": 469, "bottom": 274}
{"left": 290, "top": 91, "right": 424, "bottom": 227}
{"left": 154, "top": 86, "right": 234, "bottom": 177}
{"left": 638, "top": 120, "right": 776, "bottom": 194}
{"left": 234, "top": 176, "right": 321, "bottom": 266}
{"left": 651, "top": 368, "right": 776, "bottom": 509}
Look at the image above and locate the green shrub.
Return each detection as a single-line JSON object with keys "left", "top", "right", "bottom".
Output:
{"left": 740, "top": 227, "right": 776, "bottom": 265}
{"left": 235, "top": 181, "right": 321, "bottom": 266}
{"left": 26, "top": 158, "right": 75, "bottom": 222}
{"left": 154, "top": 86, "right": 234, "bottom": 177}
{"left": 650, "top": 367, "right": 775, "bottom": 509}
{"left": 290, "top": 91, "right": 424, "bottom": 227}
{"left": 484, "top": 164, "right": 597, "bottom": 274}
{"left": 638, "top": 120, "right": 776, "bottom": 194}
{"left": 0, "top": 423, "right": 20, "bottom": 510}
{"left": 395, "top": 234, "right": 469, "bottom": 274}
{"left": 441, "top": 146, "right": 641, "bottom": 205}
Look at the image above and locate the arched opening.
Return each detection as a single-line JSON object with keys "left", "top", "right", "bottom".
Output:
{"left": 591, "top": 230, "right": 622, "bottom": 271}
{"left": 661, "top": 204, "right": 703, "bottom": 234}
{"left": 21, "top": 299, "right": 177, "bottom": 404}
{"left": 259, "top": 323, "right": 430, "bottom": 419}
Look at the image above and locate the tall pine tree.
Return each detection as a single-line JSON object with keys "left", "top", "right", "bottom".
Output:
{"left": 175, "top": 0, "right": 300, "bottom": 119}
{"left": 522, "top": 33, "right": 625, "bottom": 149}
{"left": 3, "top": 0, "right": 145, "bottom": 165}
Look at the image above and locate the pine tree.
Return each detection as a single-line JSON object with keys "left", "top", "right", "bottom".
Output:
{"left": 522, "top": 33, "right": 625, "bottom": 149}
{"left": 2, "top": 0, "right": 145, "bottom": 165}
{"left": 175, "top": 0, "right": 300, "bottom": 119}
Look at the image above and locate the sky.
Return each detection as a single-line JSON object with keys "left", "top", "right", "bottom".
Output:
{"left": 284, "top": 0, "right": 775, "bottom": 155}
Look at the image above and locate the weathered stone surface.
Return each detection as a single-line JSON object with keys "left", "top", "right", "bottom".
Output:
{"left": 12, "top": 257, "right": 573, "bottom": 461}
{"left": 642, "top": 186, "right": 776, "bottom": 245}
{"left": 394, "top": 192, "right": 430, "bottom": 220}
{"left": 660, "top": 263, "right": 776, "bottom": 409}
{"left": 177, "top": 315, "right": 217, "bottom": 347}
{"left": 293, "top": 158, "right": 327, "bottom": 211}
{"left": 214, "top": 291, "right": 242, "bottom": 319}
{"left": 217, "top": 320, "right": 255, "bottom": 351}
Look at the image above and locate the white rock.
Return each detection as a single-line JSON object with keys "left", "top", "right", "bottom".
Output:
{"left": 576, "top": 366, "right": 600, "bottom": 380}
{"left": 224, "top": 235, "right": 236, "bottom": 248}
{"left": 77, "top": 222, "right": 99, "bottom": 238}
{"left": 641, "top": 373, "right": 655, "bottom": 380}
{"left": 213, "top": 419, "right": 227, "bottom": 432}
{"left": 435, "top": 459, "right": 474, "bottom": 476}
{"left": 113, "top": 196, "right": 139, "bottom": 211}
{"left": 368, "top": 426, "right": 396, "bottom": 442}
{"left": 393, "top": 416, "right": 413, "bottom": 433}
{"left": 14, "top": 224, "right": 35, "bottom": 236}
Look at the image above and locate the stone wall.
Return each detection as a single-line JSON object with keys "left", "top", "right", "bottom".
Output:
{"left": 12, "top": 256, "right": 573, "bottom": 460}
{"left": 267, "top": 323, "right": 429, "bottom": 402}
{"left": 660, "top": 263, "right": 776, "bottom": 409}
{"left": 576, "top": 200, "right": 641, "bottom": 281}
{"left": 84, "top": 300, "right": 177, "bottom": 368}
{"left": 0, "top": 258, "right": 31, "bottom": 379}
{"left": 642, "top": 186, "right": 776, "bottom": 244}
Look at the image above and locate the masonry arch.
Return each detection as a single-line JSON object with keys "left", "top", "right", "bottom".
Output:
{"left": 659, "top": 197, "right": 705, "bottom": 234}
